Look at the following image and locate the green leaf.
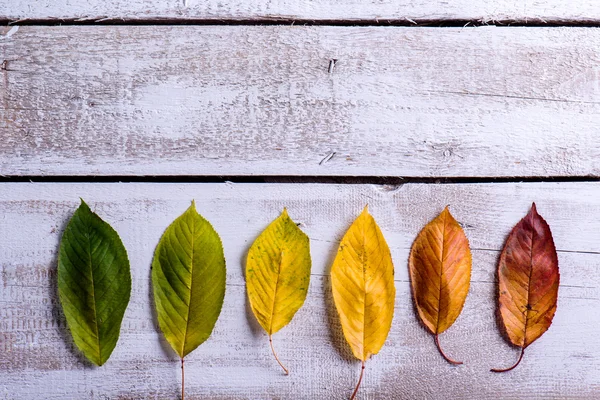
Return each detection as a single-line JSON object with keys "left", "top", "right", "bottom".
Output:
{"left": 58, "top": 199, "right": 131, "bottom": 366}
{"left": 152, "top": 201, "right": 226, "bottom": 359}
{"left": 246, "top": 209, "right": 311, "bottom": 373}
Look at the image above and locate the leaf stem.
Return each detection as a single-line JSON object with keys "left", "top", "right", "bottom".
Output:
{"left": 181, "top": 358, "right": 185, "bottom": 400}
{"left": 269, "top": 335, "right": 289, "bottom": 375}
{"left": 350, "top": 360, "right": 365, "bottom": 400}
{"left": 491, "top": 347, "right": 525, "bottom": 373}
{"left": 434, "top": 334, "right": 463, "bottom": 365}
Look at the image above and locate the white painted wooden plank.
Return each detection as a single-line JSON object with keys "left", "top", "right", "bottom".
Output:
{"left": 2, "top": 26, "right": 600, "bottom": 178}
{"left": 1, "top": 0, "right": 599, "bottom": 23}
{"left": 1, "top": 182, "right": 599, "bottom": 399}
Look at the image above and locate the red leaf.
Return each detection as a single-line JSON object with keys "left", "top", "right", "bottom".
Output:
{"left": 492, "top": 203, "right": 559, "bottom": 372}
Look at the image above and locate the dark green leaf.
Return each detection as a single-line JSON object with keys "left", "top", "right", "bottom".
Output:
{"left": 58, "top": 199, "right": 131, "bottom": 366}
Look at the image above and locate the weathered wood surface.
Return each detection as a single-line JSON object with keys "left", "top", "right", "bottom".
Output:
{"left": 1, "top": 182, "right": 599, "bottom": 399}
{"left": 2, "top": 26, "right": 600, "bottom": 177}
{"left": 1, "top": 0, "right": 599, "bottom": 23}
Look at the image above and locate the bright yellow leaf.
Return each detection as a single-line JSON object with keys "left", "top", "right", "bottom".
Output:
{"left": 331, "top": 205, "right": 395, "bottom": 399}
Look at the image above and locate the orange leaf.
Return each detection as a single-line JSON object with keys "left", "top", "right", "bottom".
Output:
{"left": 492, "top": 203, "right": 559, "bottom": 372}
{"left": 408, "top": 206, "right": 472, "bottom": 365}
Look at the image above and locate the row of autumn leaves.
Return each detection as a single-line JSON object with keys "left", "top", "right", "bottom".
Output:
{"left": 57, "top": 200, "right": 559, "bottom": 399}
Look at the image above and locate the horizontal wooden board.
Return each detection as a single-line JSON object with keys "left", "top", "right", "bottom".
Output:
{"left": 2, "top": 26, "right": 600, "bottom": 177}
{"left": 1, "top": 182, "right": 600, "bottom": 398}
{"left": 1, "top": 0, "right": 599, "bottom": 23}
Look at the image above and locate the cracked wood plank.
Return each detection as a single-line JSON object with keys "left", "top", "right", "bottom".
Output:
{"left": 2, "top": 26, "right": 600, "bottom": 177}
{"left": 1, "top": 0, "right": 600, "bottom": 23}
{"left": 1, "top": 182, "right": 600, "bottom": 398}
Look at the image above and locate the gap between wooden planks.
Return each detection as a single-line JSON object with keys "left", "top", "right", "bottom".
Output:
{"left": 1, "top": 0, "right": 600, "bottom": 24}
{"left": 1, "top": 182, "right": 599, "bottom": 399}
{"left": 2, "top": 26, "right": 600, "bottom": 178}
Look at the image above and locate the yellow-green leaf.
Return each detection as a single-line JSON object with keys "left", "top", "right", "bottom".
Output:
{"left": 58, "top": 199, "right": 131, "bottom": 366}
{"left": 152, "top": 201, "right": 226, "bottom": 399}
{"left": 246, "top": 208, "right": 311, "bottom": 374}
{"left": 331, "top": 205, "right": 395, "bottom": 399}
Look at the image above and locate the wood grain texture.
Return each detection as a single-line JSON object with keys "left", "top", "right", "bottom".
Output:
{"left": 2, "top": 26, "right": 600, "bottom": 177}
{"left": 1, "top": 182, "right": 600, "bottom": 399}
{"left": 1, "top": 0, "right": 599, "bottom": 23}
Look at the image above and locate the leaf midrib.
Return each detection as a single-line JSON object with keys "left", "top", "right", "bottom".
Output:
{"left": 268, "top": 248, "right": 285, "bottom": 335}
{"left": 181, "top": 216, "right": 195, "bottom": 358}
{"left": 361, "top": 215, "right": 367, "bottom": 360}
{"left": 522, "top": 212, "right": 536, "bottom": 348}
{"left": 84, "top": 215, "right": 102, "bottom": 363}
{"left": 435, "top": 211, "right": 447, "bottom": 334}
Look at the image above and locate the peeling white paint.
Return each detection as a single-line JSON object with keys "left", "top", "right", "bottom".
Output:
{"left": 0, "top": 0, "right": 599, "bottom": 22}
{"left": 0, "top": 26, "right": 599, "bottom": 177}
{"left": 1, "top": 26, "right": 18, "bottom": 40}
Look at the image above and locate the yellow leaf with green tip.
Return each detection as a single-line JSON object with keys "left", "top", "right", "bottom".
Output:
{"left": 246, "top": 208, "right": 311, "bottom": 374}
